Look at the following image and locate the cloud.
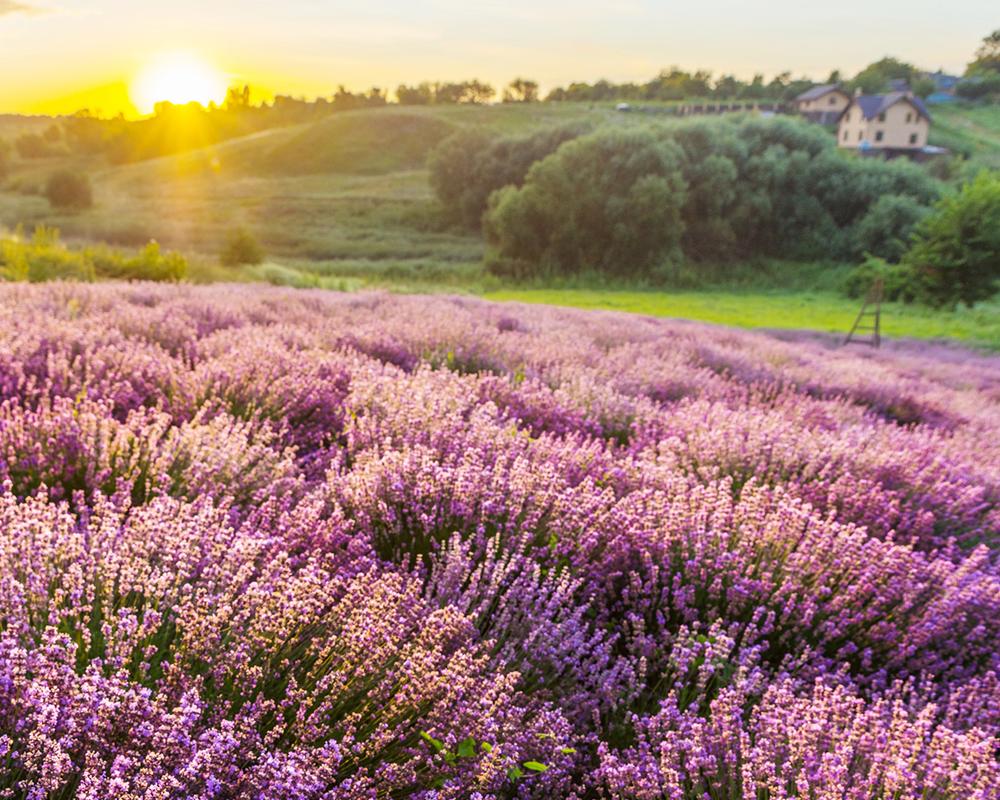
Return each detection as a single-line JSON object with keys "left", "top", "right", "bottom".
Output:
{"left": 0, "top": 0, "right": 40, "bottom": 15}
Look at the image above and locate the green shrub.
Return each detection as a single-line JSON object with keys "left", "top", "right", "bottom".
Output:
{"left": 898, "top": 171, "right": 1000, "bottom": 308}
{"left": 220, "top": 228, "right": 265, "bottom": 266}
{"left": 45, "top": 170, "right": 93, "bottom": 211}
{"left": 88, "top": 241, "right": 188, "bottom": 282}
{"left": 429, "top": 123, "right": 591, "bottom": 228}
{"left": 853, "top": 194, "right": 930, "bottom": 262}
{"left": 484, "top": 129, "right": 687, "bottom": 279}
{"left": 0, "top": 227, "right": 96, "bottom": 283}
{"left": 844, "top": 255, "right": 917, "bottom": 302}
{"left": 1, "top": 227, "right": 186, "bottom": 284}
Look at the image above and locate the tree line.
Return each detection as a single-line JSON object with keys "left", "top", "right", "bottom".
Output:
{"left": 429, "top": 115, "right": 1000, "bottom": 308}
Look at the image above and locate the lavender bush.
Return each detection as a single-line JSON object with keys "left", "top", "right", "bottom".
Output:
{"left": 0, "top": 283, "right": 998, "bottom": 799}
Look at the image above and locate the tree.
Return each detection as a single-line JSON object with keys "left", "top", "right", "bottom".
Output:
{"left": 433, "top": 82, "right": 467, "bottom": 104}
{"left": 397, "top": 83, "right": 434, "bottom": 105}
{"left": 849, "top": 57, "right": 917, "bottom": 94}
{"left": 45, "top": 170, "right": 93, "bottom": 211}
{"left": 464, "top": 80, "right": 496, "bottom": 104}
{"left": 428, "top": 123, "right": 589, "bottom": 228}
{"left": 912, "top": 76, "right": 937, "bottom": 98}
{"left": 503, "top": 78, "right": 539, "bottom": 103}
{"left": 483, "top": 129, "right": 687, "bottom": 279}
{"left": 427, "top": 129, "right": 496, "bottom": 223}
{"left": 900, "top": 172, "right": 1000, "bottom": 308}
{"left": 956, "top": 74, "right": 1000, "bottom": 100}
{"left": 968, "top": 29, "right": 1000, "bottom": 74}
{"left": 0, "top": 139, "right": 9, "bottom": 182}
{"left": 713, "top": 75, "right": 742, "bottom": 99}
{"left": 225, "top": 84, "right": 252, "bottom": 110}
{"left": 853, "top": 194, "right": 930, "bottom": 262}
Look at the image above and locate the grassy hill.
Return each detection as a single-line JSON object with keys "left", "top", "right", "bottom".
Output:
{"left": 0, "top": 103, "right": 620, "bottom": 283}
{"left": 928, "top": 103, "right": 1000, "bottom": 170}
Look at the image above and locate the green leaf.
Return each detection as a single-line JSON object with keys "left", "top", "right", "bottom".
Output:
{"left": 559, "top": 747, "right": 577, "bottom": 755}
{"left": 507, "top": 766, "right": 525, "bottom": 781}
{"left": 523, "top": 761, "right": 549, "bottom": 772}
{"left": 456, "top": 737, "right": 477, "bottom": 758}
{"left": 480, "top": 741, "right": 493, "bottom": 753}
{"left": 420, "top": 731, "right": 444, "bottom": 754}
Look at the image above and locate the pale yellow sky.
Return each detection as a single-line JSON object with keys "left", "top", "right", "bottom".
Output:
{"left": 0, "top": 0, "right": 995, "bottom": 117}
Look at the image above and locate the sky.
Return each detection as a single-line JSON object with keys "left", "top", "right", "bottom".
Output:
{"left": 0, "top": 0, "right": 996, "bottom": 117}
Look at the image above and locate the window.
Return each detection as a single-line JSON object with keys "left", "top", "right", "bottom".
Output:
{"left": 830, "top": 96, "right": 837, "bottom": 105}
{"left": 878, "top": 112, "right": 886, "bottom": 122}
{"left": 858, "top": 131, "right": 863, "bottom": 141}
{"left": 875, "top": 131, "right": 884, "bottom": 142}
{"left": 843, "top": 129, "right": 849, "bottom": 141}
{"left": 905, "top": 112, "right": 913, "bottom": 123}
{"left": 909, "top": 133, "right": 918, "bottom": 145}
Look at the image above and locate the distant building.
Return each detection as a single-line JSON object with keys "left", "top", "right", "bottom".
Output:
{"left": 924, "top": 70, "right": 963, "bottom": 105}
{"left": 928, "top": 70, "right": 961, "bottom": 93}
{"left": 837, "top": 91, "right": 931, "bottom": 155}
{"left": 795, "top": 84, "right": 852, "bottom": 124}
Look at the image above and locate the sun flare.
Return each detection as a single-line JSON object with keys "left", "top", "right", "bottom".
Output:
{"left": 130, "top": 53, "right": 228, "bottom": 115}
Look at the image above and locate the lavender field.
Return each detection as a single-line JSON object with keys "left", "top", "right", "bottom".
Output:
{"left": 1, "top": 282, "right": 999, "bottom": 799}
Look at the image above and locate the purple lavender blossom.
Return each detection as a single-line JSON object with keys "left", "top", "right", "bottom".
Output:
{"left": 0, "top": 283, "right": 998, "bottom": 798}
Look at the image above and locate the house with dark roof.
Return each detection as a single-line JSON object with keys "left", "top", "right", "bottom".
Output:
{"left": 837, "top": 91, "right": 931, "bottom": 154}
{"left": 925, "top": 70, "right": 963, "bottom": 105}
{"left": 795, "top": 84, "right": 852, "bottom": 124}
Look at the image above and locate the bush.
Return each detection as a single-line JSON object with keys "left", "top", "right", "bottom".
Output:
{"left": 429, "top": 123, "right": 590, "bottom": 228}
{"left": 45, "top": 170, "right": 93, "bottom": 211}
{"left": 0, "top": 227, "right": 94, "bottom": 282}
{"left": 484, "top": 129, "right": 687, "bottom": 279}
{"left": 89, "top": 241, "right": 188, "bottom": 282}
{"left": 852, "top": 194, "right": 930, "bottom": 262}
{"left": 15, "top": 132, "right": 61, "bottom": 159}
{"left": 220, "top": 228, "right": 265, "bottom": 266}
{"left": 0, "top": 227, "right": 187, "bottom": 284}
{"left": 956, "top": 74, "right": 1000, "bottom": 101}
{"left": 844, "top": 255, "right": 918, "bottom": 302}
{"left": 898, "top": 171, "right": 1000, "bottom": 308}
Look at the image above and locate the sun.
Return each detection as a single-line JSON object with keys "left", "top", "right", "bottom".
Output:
{"left": 130, "top": 52, "right": 228, "bottom": 115}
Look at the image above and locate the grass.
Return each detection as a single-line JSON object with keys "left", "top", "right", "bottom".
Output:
{"left": 929, "top": 103, "right": 1000, "bottom": 170}
{"left": 3, "top": 102, "right": 1000, "bottom": 349}
{"left": 484, "top": 288, "right": 1000, "bottom": 349}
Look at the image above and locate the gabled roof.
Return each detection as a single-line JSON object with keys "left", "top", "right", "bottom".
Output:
{"left": 796, "top": 84, "right": 846, "bottom": 102}
{"left": 849, "top": 92, "right": 931, "bottom": 122}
